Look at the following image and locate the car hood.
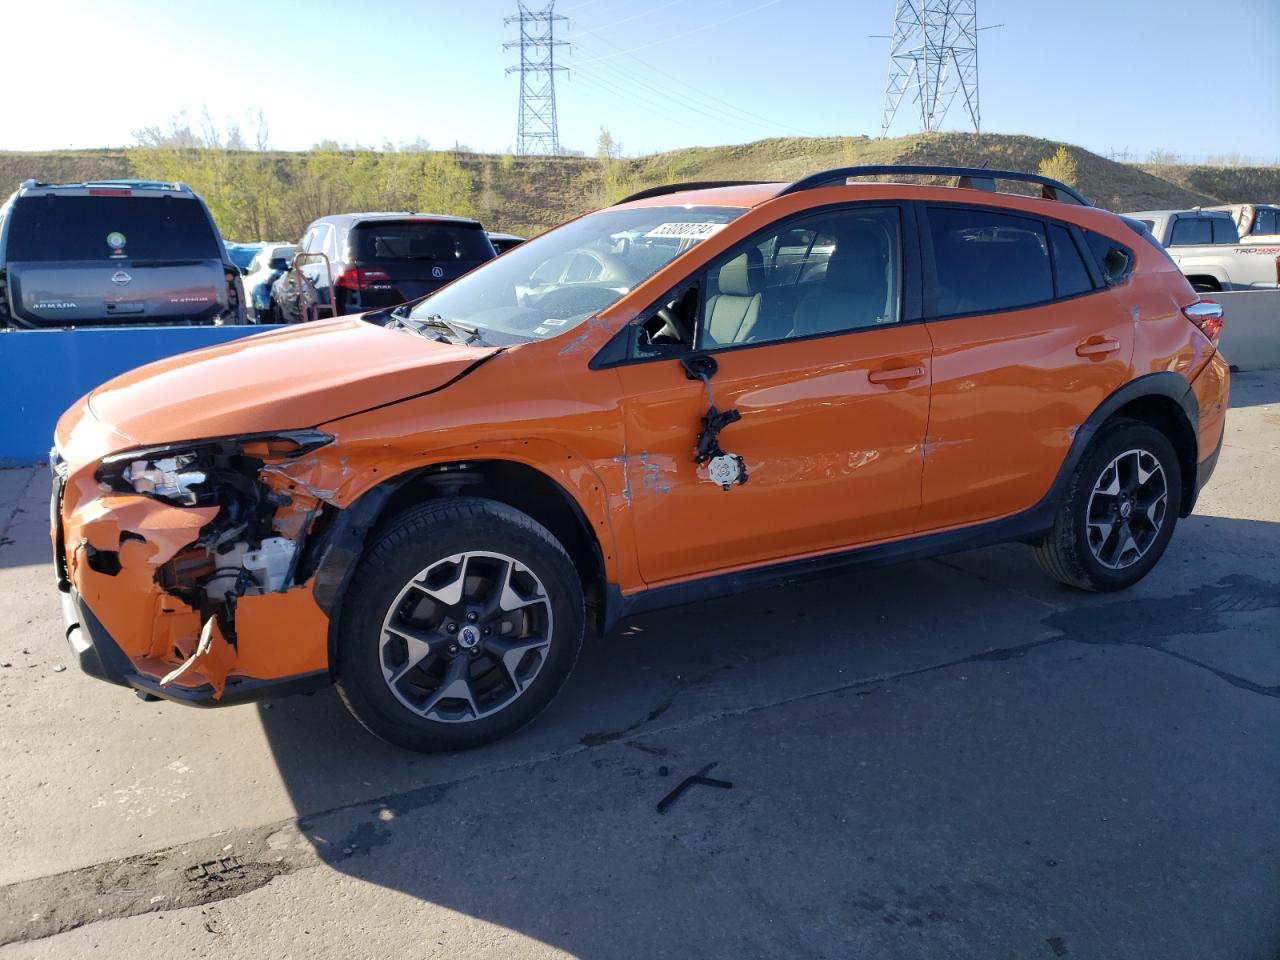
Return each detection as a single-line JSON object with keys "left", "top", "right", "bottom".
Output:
{"left": 86, "top": 316, "right": 499, "bottom": 446}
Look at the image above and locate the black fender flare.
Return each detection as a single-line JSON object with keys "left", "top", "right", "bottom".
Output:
{"left": 300, "top": 476, "right": 413, "bottom": 676}
{"left": 1044, "top": 371, "right": 1200, "bottom": 517}
{"left": 304, "top": 458, "right": 610, "bottom": 670}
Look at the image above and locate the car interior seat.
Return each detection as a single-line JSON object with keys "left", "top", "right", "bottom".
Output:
{"left": 703, "top": 247, "right": 765, "bottom": 346}
{"left": 792, "top": 222, "right": 892, "bottom": 336}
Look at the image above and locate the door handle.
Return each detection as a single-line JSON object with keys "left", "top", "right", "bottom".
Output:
{"left": 867, "top": 365, "right": 926, "bottom": 385}
{"left": 1076, "top": 337, "right": 1121, "bottom": 358}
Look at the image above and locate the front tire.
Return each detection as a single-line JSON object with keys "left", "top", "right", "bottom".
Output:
{"left": 335, "top": 498, "right": 585, "bottom": 752}
{"left": 1034, "top": 419, "right": 1182, "bottom": 591}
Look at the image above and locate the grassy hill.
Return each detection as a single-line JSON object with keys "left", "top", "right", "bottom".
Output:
{"left": 2, "top": 133, "right": 1276, "bottom": 239}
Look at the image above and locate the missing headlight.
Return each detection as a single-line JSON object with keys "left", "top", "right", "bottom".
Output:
{"left": 123, "top": 455, "right": 208, "bottom": 505}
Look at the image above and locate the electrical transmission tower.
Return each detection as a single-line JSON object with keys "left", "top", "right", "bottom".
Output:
{"left": 879, "top": 0, "right": 981, "bottom": 138}
{"left": 504, "top": 2, "right": 568, "bottom": 156}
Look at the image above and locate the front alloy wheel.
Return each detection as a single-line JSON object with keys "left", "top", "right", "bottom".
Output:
{"left": 336, "top": 498, "right": 585, "bottom": 752}
{"left": 379, "top": 551, "right": 554, "bottom": 723}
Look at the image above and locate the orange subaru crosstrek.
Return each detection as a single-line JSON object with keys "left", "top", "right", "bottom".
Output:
{"left": 51, "top": 165, "right": 1230, "bottom": 751}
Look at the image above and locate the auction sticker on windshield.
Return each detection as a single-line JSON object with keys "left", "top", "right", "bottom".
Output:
{"left": 643, "top": 222, "right": 729, "bottom": 241}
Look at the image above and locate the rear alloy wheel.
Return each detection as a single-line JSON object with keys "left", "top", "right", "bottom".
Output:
{"left": 336, "top": 498, "right": 584, "bottom": 752}
{"left": 1084, "top": 449, "right": 1168, "bottom": 571}
{"left": 1034, "top": 419, "right": 1182, "bottom": 591}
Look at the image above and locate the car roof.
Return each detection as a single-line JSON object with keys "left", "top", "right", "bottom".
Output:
{"left": 615, "top": 180, "right": 1092, "bottom": 214}
{"left": 617, "top": 183, "right": 785, "bottom": 209}
{"left": 611, "top": 164, "right": 1095, "bottom": 213}
{"left": 16, "top": 179, "right": 195, "bottom": 197}
{"left": 315, "top": 211, "right": 484, "bottom": 227}
{"left": 1125, "top": 209, "right": 1232, "bottom": 219}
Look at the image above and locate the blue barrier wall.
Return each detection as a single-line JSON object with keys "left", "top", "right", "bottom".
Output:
{"left": 0, "top": 326, "right": 284, "bottom": 466}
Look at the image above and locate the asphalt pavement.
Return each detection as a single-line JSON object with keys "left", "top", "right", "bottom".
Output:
{"left": 0, "top": 371, "right": 1276, "bottom": 959}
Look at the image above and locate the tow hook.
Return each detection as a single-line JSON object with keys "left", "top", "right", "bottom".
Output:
{"left": 681, "top": 354, "right": 747, "bottom": 491}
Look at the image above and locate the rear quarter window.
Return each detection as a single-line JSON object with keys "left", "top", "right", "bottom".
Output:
{"left": 353, "top": 221, "right": 495, "bottom": 263}
{"left": 6, "top": 195, "right": 221, "bottom": 261}
{"left": 1084, "top": 231, "right": 1134, "bottom": 285}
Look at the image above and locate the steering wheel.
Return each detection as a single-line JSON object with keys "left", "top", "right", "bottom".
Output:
{"left": 656, "top": 305, "right": 691, "bottom": 344}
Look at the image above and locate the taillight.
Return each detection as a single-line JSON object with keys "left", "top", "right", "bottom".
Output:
{"left": 1183, "top": 299, "right": 1223, "bottom": 345}
{"left": 335, "top": 267, "right": 394, "bottom": 291}
{"left": 89, "top": 188, "right": 131, "bottom": 196}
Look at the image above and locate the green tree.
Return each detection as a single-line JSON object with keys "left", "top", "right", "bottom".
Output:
{"left": 1038, "top": 145, "right": 1079, "bottom": 188}
{"left": 594, "top": 127, "right": 640, "bottom": 203}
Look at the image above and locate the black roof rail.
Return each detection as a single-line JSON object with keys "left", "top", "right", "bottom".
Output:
{"left": 779, "top": 164, "right": 1091, "bottom": 206}
{"left": 614, "top": 180, "right": 765, "bottom": 205}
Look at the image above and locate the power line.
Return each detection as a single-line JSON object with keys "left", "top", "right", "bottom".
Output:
{"left": 504, "top": 2, "right": 569, "bottom": 155}
{"left": 568, "top": 33, "right": 811, "bottom": 138}
{"left": 571, "top": 0, "right": 786, "bottom": 67}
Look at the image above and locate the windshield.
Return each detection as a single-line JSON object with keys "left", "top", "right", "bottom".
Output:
{"left": 406, "top": 205, "right": 747, "bottom": 344}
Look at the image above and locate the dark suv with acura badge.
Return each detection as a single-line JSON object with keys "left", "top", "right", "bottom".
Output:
{"left": 271, "top": 212, "right": 496, "bottom": 323}
{"left": 0, "top": 179, "right": 246, "bottom": 328}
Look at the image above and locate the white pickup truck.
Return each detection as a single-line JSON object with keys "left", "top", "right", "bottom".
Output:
{"left": 1125, "top": 208, "right": 1280, "bottom": 292}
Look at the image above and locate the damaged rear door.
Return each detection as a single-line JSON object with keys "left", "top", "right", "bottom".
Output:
{"left": 612, "top": 204, "right": 932, "bottom": 585}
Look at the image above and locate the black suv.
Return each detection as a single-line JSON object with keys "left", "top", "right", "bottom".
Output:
{"left": 271, "top": 212, "right": 496, "bottom": 323}
{"left": 0, "top": 179, "right": 245, "bottom": 328}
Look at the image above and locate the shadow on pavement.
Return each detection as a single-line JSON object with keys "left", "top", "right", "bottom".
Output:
{"left": 255, "top": 515, "right": 1280, "bottom": 959}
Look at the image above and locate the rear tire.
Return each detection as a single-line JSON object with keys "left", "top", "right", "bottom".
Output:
{"left": 1034, "top": 419, "right": 1182, "bottom": 591}
{"left": 335, "top": 498, "right": 585, "bottom": 752}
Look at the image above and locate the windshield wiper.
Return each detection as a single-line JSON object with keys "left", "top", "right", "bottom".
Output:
{"left": 417, "top": 313, "right": 486, "bottom": 345}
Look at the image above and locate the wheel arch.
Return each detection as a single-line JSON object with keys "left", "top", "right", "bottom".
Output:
{"left": 301, "top": 456, "right": 613, "bottom": 672}
{"left": 1054, "top": 372, "right": 1200, "bottom": 519}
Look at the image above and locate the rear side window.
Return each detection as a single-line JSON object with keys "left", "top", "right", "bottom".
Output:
{"left": 1211, "top": 218, "right": 1239, "bottom": 244}
{"left": 352, "top": 221, "right": 494, "bottom": 263}
{"left": 6, "top": 195, "right": 221, "bottom": 261}
{"left": 927, "top": 206, "right": 1053, "bottom": 316}
{"left": 1050, "top": 225, "right": 1093, "bottom": 297}
{"left": 1169, "top": 217, "right": 1213, "bottom": 246}
{"left": 1083, "top": 231, "right": 1134, "bottom": 285}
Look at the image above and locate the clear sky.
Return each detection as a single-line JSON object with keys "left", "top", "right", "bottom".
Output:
{"left": 8, "top": 0, "right": 1279, "bottom": 162}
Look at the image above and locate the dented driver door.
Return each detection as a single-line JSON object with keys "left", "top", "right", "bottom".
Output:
{"left": 613, "top": 204, "right": 931, "bottom": 587}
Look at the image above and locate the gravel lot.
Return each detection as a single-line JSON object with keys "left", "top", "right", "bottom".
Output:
{"left": 1, "top": 371, "right": 1277, "bottom": 959}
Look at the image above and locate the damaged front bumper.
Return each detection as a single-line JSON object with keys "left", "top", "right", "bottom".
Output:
{"left": 50, "top": 431, "right": 344, "bottom": 707}
{"left": 58, "top": 585, "right": 328, "bottom": 706}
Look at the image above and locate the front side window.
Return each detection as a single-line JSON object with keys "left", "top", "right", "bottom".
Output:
{"left": 928, "top": 206, "right": 1052, "bottom": 316}
{"left": 406, "top": 205, "right": 747, "bottom": 345}
{"left": 1169, "top": 217, "right": 1213, "bottom": 246}
{"left": 698, "top": 207, "right": 901, "bottom": 348}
